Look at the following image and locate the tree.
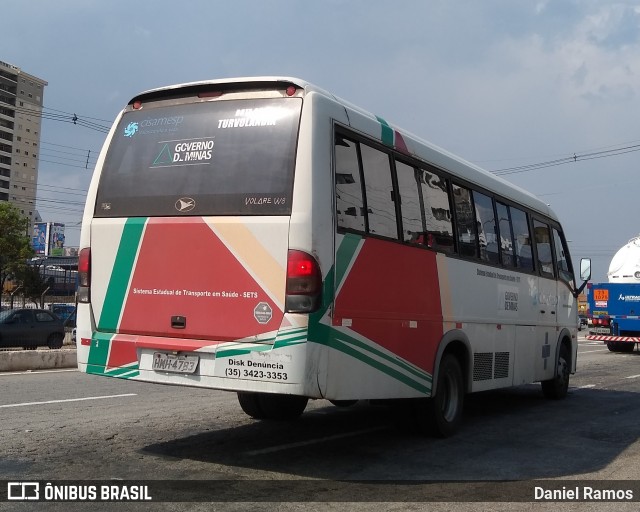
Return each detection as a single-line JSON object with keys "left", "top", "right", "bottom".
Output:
{"left": 14, "top": 265, "right": 53, "bottom": 307}
{"left": 0, "top": 202, "right": 34, "bottom": 292}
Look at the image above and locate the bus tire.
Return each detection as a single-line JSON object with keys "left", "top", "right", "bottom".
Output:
{"left": 330, "top": 400, "right": 358, "bottom": 408}
{"left": 541, "top": 343, "right": 570, "bottom": 400}
{"left": 619, "top": 343, "right": 635, "bottom": 353}
{"left": 237, "top": 392, "right": 265, "bottom": 419}
{"left": 237, "top": 392, "right": 308, "bottom": 421}
{"left": 258, "top": 394, "right": 308, "bottom": 420}
{"left": 415, "top": 353, "right": 464, "bottom": 437}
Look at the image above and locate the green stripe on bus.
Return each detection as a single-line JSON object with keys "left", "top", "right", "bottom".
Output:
{"left": 273, "top": 329, "right": 308, "bottom": 349}
{"left": 99, "top": 218, "right": 147, "bottom": 331}
{"left": 335, "top": 233, "right": 362, "bottom": 292}
{"left": 376, "top": 115, "right": 394, "bottom": 147}
{"left": 105, "top": 365, "right": 139, "bottom": 378}
{"left": 87, "top": 332, "right": 113, "bottom": 371}
{"left": 308, "top": 304, "right": 431, "bottom": 394}
{"left": 332, "top": 330, "right": 432, "bottom": 384}
{"left": 330, "top": 334, "right": 431, "bottom": 394}
{"left": 215, "top": 345, "right": 272, "bottom": 359}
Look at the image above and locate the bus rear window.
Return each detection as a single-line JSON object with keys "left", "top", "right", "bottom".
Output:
{"left": 95, "top": 97, "right": 301, "bottom": 217}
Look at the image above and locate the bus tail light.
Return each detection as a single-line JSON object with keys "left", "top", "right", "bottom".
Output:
{"left": 78, "top": 247, "right": 91, "bottom": 303}
{"left": 285, "top": 250, "right": 321, "bottom": 313}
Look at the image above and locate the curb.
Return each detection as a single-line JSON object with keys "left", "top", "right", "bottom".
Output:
{"left": 0, "top": 348, "right": 77, "bottom": 372}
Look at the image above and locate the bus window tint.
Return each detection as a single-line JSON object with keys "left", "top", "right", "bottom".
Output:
{"left": 473, "top": 191, "right": 499, "bottom": 264}
{"left": 96, "top": 98, "right": 301, "bottom": 217}
{"left": 534, "top": 220, "right": 555, "bottom": 278}
{"left": 419, "top": 169, "right": 454, "bottom": 253}
{"left": 395, "top": 160, "right": 425, "bottom": 244}
{"left": 360, "top": 144, "right": 397, "bottom": 239}
{"left": 335, "top": 136, "right": 366, "bottom": 232}
{"left": 496, "top": 202, "right": 515, "bottom": 268}
{"left": 553, "top": 228, "right": 574, "bottom": 285}
{"left": 453, "top": 184, "right": 478, "bottom": 258}
{"left": 511, "top": 207, "right": 533, "bottom": 271}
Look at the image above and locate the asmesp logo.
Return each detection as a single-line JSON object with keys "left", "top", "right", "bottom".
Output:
{"left": 124, "top": 116, "right": 184, "bottom": 138}
{"left": 124, "top": 122, "right": 138, "bottom": 137}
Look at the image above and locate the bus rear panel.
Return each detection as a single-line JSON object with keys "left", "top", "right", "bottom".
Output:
{"left": 77, "top": 81, "right": 324, "bottom": 397}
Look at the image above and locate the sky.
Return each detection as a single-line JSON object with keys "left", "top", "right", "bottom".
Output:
{"left": 3, "top": 0, "right": 640, "bottom": 282}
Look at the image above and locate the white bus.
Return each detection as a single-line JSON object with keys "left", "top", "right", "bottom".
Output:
{"left": 76, "top": 77, "right": 590, "bottom": 436}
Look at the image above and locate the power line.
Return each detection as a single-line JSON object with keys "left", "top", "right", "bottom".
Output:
{"left": 8, "top": 177, "right": 88, "bottom": 196}
{"left": 43, "top": 106, "right": 112, "bottom": 124}
{"left": 14, "top": 104, "right": 111, "bottom": 133}
{"left": 490, "top": 143, "right": 640, "bottom": 175}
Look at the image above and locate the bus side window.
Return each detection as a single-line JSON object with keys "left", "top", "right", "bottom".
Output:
{"left": 472, "top": 191, "right": 499, "bottom": 264}
{"left": 510, "top": 207, "right": 533, "bottom": 271}
{"left": 453, "top": 184, "right": 479, "bottom": 259}
{"left": 420, "top": 169, "right": 455, "bottom": 253}
{"left": 395, "top": 159, "right": 425, "bottom": 245}
{"left": 533, "top": 220, "right": 555, "bottom": 278}
{"left": 553, "top": 227, "right": 574, "bottom": 286}
{"left": 360, "top": 143, "right": 398, "bottom": 239}
{"left": 496, "top": 202, "right": 516, "bottom": 268}
{"left": 335, "top": 135, "right": 366, "bottom": 232}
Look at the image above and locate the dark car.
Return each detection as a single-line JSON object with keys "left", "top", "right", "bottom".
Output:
{"left": 48, "top": 304, "right": 77, "bottom": 328}
{"left": 0, "top": 308, "right": 65, "bottom": 349}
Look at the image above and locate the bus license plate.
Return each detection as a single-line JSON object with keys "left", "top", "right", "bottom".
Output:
{"left": 152, "top": 353, "right": 199, "bottom": 374}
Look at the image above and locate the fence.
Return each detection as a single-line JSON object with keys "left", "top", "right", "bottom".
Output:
{"left": 1, "top": 292, "right": 77, "bottom": 348}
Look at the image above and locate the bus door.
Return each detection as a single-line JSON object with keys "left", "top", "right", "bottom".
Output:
{"left": 552, "top": 227, "right": 577, "bottom": 330}
{"left": 533, "top": 220, "right": 558, "bottom": 382}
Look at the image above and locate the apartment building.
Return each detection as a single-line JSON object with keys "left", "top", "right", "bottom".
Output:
{"left": 0, "top": 59, "right": 47, "bottom": 223}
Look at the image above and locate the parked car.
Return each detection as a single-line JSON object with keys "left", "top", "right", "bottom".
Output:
{"left": 48, "top": 303, "right": 77, "bottom": 328}
{"left": 0, "top": 308, "right": 65, "bottom": 349}
{"left": 578, "top": 315, "right": 588, "bottom": 331}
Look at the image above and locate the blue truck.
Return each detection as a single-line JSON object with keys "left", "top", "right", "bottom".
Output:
{"left": 586, "top": 282, "right": 640, "bottom": 352}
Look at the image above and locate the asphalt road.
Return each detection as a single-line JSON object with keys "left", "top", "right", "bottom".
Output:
{"left": 1, "top": 334, "right": 640, "bottom": 511}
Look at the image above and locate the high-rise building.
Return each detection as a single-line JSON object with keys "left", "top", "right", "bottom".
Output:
{"left": 0, "top": 59, "right": 47, "bottom": 224}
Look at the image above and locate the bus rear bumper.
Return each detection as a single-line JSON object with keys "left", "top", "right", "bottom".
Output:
{"left": 77, "top": 330, "right": 317, "bottom": 396}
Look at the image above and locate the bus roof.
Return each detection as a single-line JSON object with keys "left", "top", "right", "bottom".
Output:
{"left": 130, "top": 76, "right": 556, "bottom": 222}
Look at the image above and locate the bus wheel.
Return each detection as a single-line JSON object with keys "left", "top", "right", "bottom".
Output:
{"left": 259, "top": 394, "right": 308, "bottom": 420}
{"left": 606, "top": 342, "right": 621, "bottom": 352}
{"left": 415, "top": 353, "right": 464, "bottom": 437}
{"left": 330, "top": 400, "right": 358, "bottom": 408}
{"left": 237, "top": 392, "right": 308, "bottom": 421}
{"left": 237, "top": 392, "right": 266, "bottom": 419}
{"left": 541, "top": 344, "right": 570, "bottom": 400}
{"left": 619, "top": 343, "right": 635, "bottom": 353}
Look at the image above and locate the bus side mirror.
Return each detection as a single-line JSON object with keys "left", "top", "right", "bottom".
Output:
{"left": 580, "top": 258, "right": 591, "bottom": 282}
{"left": 574, "top": 258, "right": 591, "bottom": 297}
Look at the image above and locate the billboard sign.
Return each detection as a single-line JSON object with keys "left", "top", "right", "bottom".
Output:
{"left": 32, "top": 222, "right": 49, "bottom": 255}
{"left": 49, "top": 223, "right": 65, "bottom": 256}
